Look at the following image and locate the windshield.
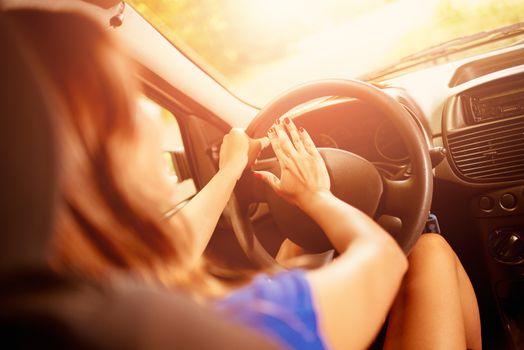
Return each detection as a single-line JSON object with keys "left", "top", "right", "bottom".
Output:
{"left": 127, "top": 0, "right": 524, "bottom": 106}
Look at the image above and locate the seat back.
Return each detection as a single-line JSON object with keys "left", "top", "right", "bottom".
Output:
{"left": 0, "top": 10, "right": 83, "bottom": 349}
{"left": 0, "top": 10, "right": 57, "bottom": 272}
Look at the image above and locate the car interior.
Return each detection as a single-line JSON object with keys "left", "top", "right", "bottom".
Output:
{"left": 1, "top": 0, "right": 523, "bottom": 349}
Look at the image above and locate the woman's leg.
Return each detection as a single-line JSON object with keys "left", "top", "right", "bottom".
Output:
{"left": 455, "top": 253, "right": 482, "bottom": 349}
{"left": 384, "top": 234, "right": 482, "bottom": 350}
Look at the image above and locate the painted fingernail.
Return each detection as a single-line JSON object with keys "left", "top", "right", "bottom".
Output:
{"left": 284, "top": 117, "right": 290, "bottom": 125}
{"left": 298, "top": 126, "right": 304, "bottom": 132}
{"left": 275, "top": 119, "right": 280, "bottom": 125}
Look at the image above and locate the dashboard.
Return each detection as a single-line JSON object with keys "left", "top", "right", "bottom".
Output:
{"left": 444, "top": 73, "right": 524, "bottom": 184}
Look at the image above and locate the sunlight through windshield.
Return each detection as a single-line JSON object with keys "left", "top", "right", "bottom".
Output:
{"left": 127, "top": 0, "right": 524, "bottom": 106}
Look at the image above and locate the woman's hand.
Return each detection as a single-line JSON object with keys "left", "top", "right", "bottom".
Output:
{"left": 253, "top": 118, "right": 331, "bottom": 209}
{"left": 219, "top": 128, "right": 269, "bottom": 180}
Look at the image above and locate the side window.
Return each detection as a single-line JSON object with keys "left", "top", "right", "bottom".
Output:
{"left": 138, "top": 96, "right": 196, "bottom": 201}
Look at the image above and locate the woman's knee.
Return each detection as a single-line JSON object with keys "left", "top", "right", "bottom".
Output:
{"left": 397, "top": 234, "right": 458, "bottom": 298}
{"left": 406, "top": 234, "right": 458, "bottom": 278}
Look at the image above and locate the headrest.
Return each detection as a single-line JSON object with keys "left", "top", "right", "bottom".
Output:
{"left": 0, "top": 12, "right": 58, "bottom": 271}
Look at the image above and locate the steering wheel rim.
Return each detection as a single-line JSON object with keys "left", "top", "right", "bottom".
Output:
{"left": 231, "top": 79, "right": 433, "bottom": 268}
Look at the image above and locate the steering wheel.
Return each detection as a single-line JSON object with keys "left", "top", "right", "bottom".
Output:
{"left": 230, "top": 79, "right": 433, "bottom": 268}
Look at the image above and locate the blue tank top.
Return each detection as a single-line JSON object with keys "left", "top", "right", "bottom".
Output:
{"left": 216, "top": 269, "right": 327, "bottom": 349}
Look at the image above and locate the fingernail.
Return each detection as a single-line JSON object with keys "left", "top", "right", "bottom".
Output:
{"left": 298, "top": 126, "right": 304, "bottom": 132}
{"left": 275, "top": 119, "right": 280, "bottom": 125}
{"left": 252, "top": 171, "right": 263, "bottom": 179}
{"left": 284, "top": 117, "right": 290, "bottom": 125}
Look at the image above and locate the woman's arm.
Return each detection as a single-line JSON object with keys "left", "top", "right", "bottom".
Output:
{"left": 172, "top": 128, "right": 268, "bottom": 262}
{"left": 302, "top": 193, "right": 407, "bottom": 350}
{"left": 254, "top": 119, "right": 408, "bottom": 350}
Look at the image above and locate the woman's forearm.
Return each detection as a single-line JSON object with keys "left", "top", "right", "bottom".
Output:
{"left": 297, "top": 190, "right": 398, "bottom": 253}
{"left": 173, "top": 167, "right": 239, "bottom": 259}
{"left": 172, "top": 129, "right": 266, "bottom": 263}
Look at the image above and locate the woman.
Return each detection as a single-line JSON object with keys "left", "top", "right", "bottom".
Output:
{"left": 10, "top": 9, "right": 481, "bottom": 349}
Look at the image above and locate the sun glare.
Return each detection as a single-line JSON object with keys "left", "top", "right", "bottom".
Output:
{"left": 128, "top": 0, "right": 524, "bottom": 105}
{"left": 241, "top": 0, "right": 315, "bottom": 29}
{"left": 226, "top": 0, "right": 441, "bottom": 100}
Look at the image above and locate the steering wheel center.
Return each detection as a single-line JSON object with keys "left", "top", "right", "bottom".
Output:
{"left": 263, "top": 148, "right": 383, "bottom": 252}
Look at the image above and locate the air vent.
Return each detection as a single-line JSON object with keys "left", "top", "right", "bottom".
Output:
{"left": 447, "top": 115, "right": 524, "bottom": 182}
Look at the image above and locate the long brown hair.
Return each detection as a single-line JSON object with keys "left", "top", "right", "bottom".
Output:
{"left": 8, "top": 10, "right": 216, "bottom": 294}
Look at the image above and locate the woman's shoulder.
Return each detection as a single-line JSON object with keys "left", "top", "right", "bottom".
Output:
{"left": 216, "top": 269, "right": 327, "bottom": 349}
